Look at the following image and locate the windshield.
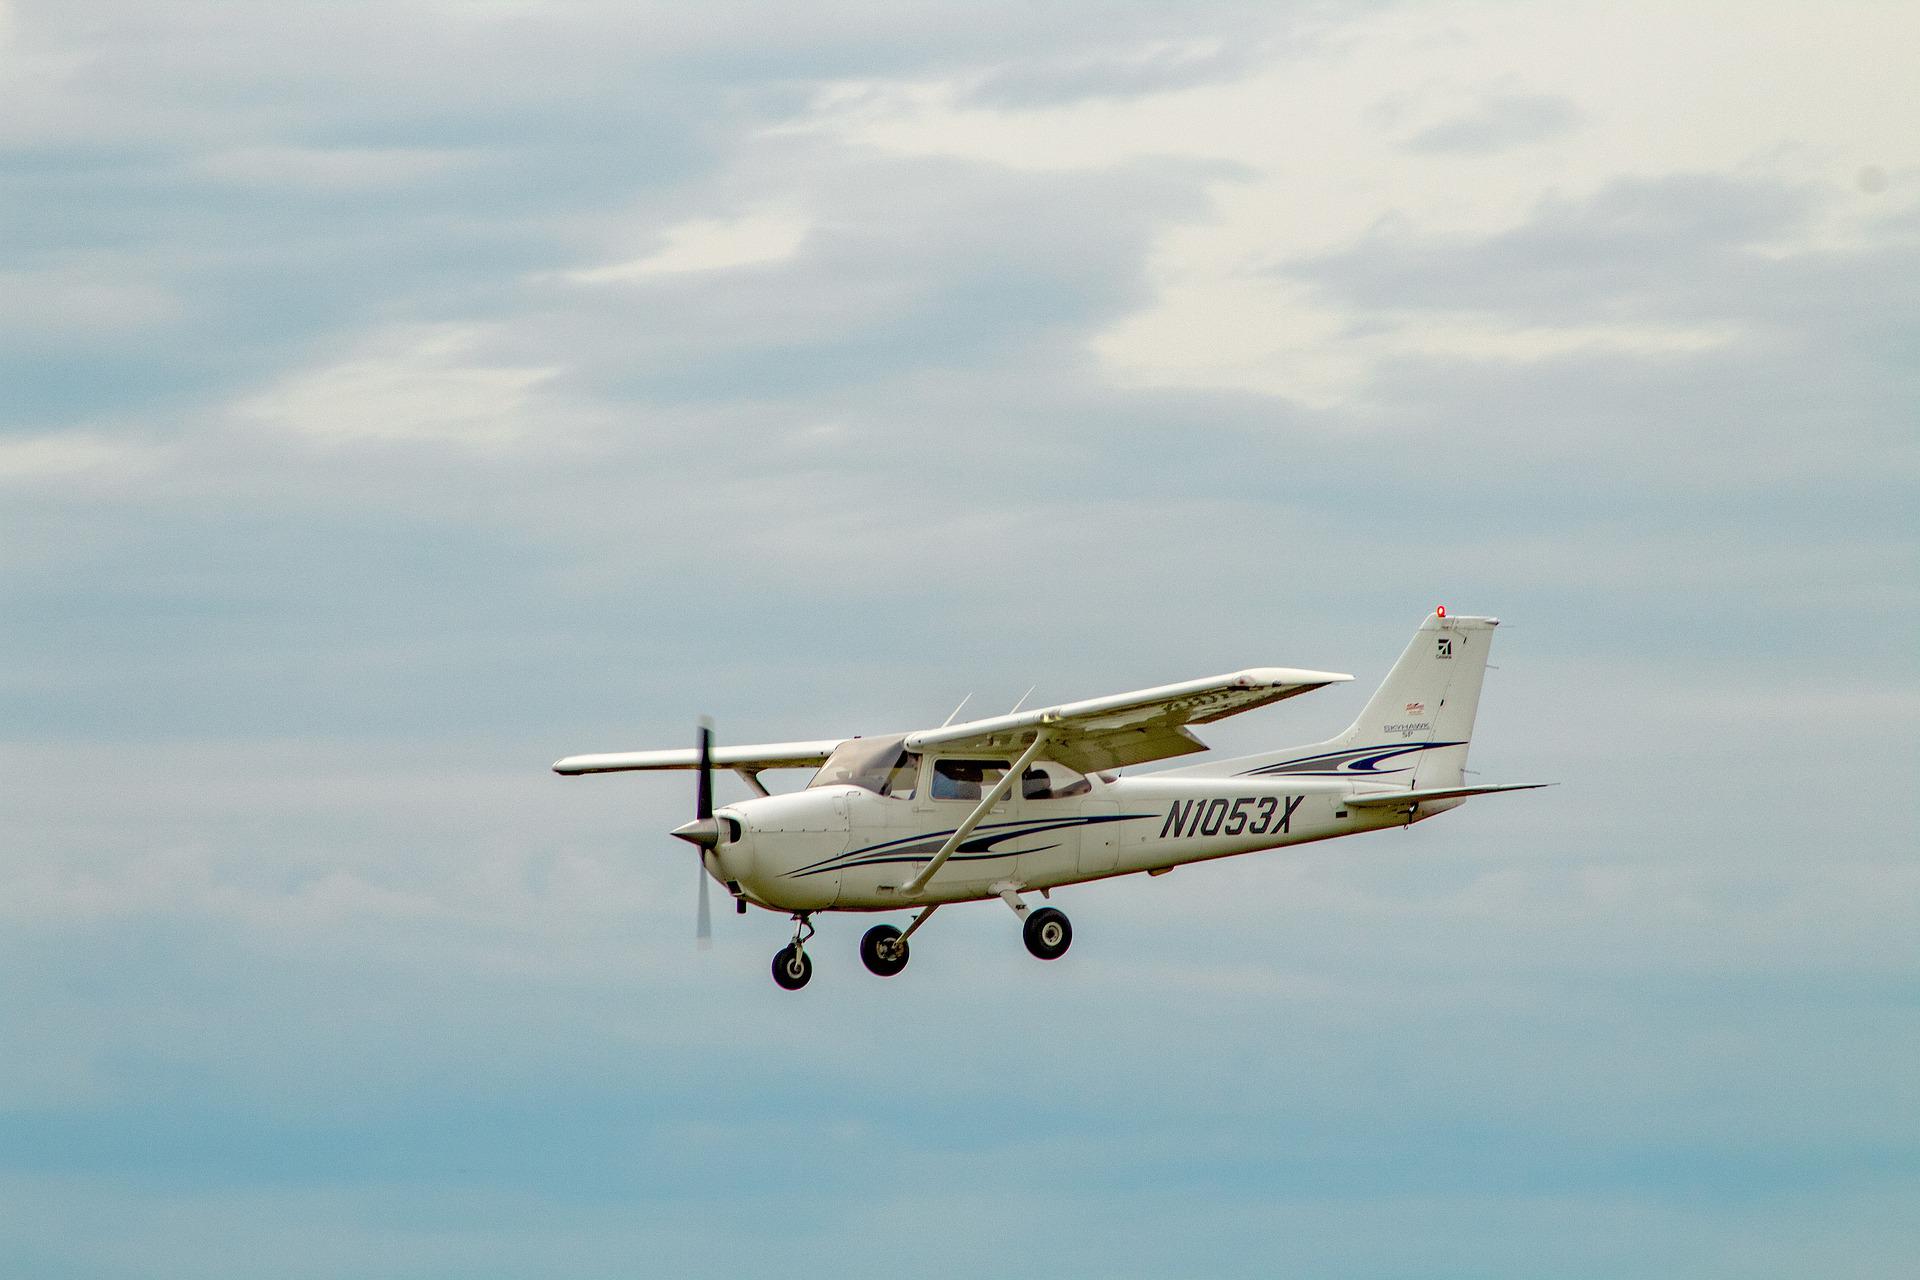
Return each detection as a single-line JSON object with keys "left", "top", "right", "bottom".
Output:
{"left": 808, "top": 735, "right": 919, "bottom": 796}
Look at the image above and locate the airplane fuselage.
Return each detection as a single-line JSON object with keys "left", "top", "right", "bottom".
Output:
{"left": 553, "top": 610, "right": 1533, "bottom": 987}
{"left": 706, "top": 772, "right": 1443, "bottom": 913}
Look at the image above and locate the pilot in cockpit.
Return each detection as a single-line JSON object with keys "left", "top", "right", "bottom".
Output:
{"left": 932, "top": 759, "right": 985, "bottom": 801}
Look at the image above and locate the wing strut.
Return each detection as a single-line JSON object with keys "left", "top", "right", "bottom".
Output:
{"left": 902, "top": 733, "right": 1049, "bottom": 896}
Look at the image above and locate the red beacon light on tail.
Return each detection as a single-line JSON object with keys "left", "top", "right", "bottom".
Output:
{"left": 1436, "top": 605, "right": 1447, "bottom": 618}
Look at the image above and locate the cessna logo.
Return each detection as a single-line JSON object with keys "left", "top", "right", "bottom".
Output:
{"left": 1436, "top": 637, "right": 1453, "bottom": 659}
{"left": 1160, "top": 795, "right": 1302, "bottom": 839}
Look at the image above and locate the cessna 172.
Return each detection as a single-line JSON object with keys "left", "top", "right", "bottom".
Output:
{"left": 554, "top": 609, "right": 1543, "bottom": 989}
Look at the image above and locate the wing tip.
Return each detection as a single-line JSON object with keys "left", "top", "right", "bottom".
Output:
{"left": 1239, "top": 666, "right": 1354, "bottom": 687}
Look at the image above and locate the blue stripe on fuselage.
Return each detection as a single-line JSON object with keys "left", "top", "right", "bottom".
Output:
{"left": 784, "top": 812, "right": 1151, "bottom": 879}
{"left": 1237, "top": 741, "right": 1463, "bottom": 777}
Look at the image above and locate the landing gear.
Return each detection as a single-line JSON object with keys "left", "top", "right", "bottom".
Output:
{"left": 858, "top": 906, "right": 935, "bottom": 978}
{"left": 994, "top": 883, "right": 1071, "bottom": 961}
{"left": 771, "top": 914, "right": 815, "bottom": 991}
{"left": 771, "top": 945, "right": 812, "bottom": 989}
{"left": 859, "top": 924, "right": 909, "bottom": 977}
{"left": 1023, "top": 906, "right": 1072, "bottom": 960}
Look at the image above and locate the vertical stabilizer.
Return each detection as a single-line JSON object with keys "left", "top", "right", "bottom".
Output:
{"left": 1166, "top": 610, "right": 1499, "bottom": 788}
{"left": 1334, "top": 610, "right": 1497, "bottom": 790}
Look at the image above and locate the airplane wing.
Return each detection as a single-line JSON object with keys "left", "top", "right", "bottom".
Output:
{"left": 552, "top": 739, "right": 846, "bottom": 776}
{"left": 905, "top": 667, "right": 1351, "bottom": 773}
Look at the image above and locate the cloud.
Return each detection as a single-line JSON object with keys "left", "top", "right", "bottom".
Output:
{"left": 235, "top": 325, "right": 561, "bottom": 449}
{"left": 563, "top": 210, "right": 810, "bottom": 281}
{"left": 0, "top": 430, "right": 156, "bottom": 485}
{"left": 778, "top": 3, "right": 1920, "bottom": 408}
{"left": 961, "top": 36, "right": 1267, "bottom": 109}
{"left": 1402, "top": 92, "right": 1581, "bottom": 153}
{"left": 191, "top": 145, "right": 484, "bottom": 191}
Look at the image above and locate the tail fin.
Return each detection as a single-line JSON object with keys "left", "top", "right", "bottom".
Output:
{"left": 1173, "top": 610, "right": 1499, "bottom": 787}
{"left": 1333, "top": 610, "right": 1496, "bottom": 789}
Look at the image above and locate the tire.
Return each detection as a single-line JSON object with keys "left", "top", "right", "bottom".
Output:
{"left": 771, "top": 944, "right": 812, "bottom": 990}
{"left": 1023, "top": 907, "right": 1072, "bottom": 960}
{"left": 859, "top": 924, "right": 910, "bottom": 977}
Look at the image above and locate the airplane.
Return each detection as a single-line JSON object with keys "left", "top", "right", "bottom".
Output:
{"left": 553, "top": 608, "right": 1544, "bottom": 989}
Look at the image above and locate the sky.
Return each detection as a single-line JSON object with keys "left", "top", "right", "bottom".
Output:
{"left": 2, "top": 1, "right": 1916, "bottom": 1276}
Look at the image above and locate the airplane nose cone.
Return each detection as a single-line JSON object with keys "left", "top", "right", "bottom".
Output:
{"left": 671, "top": 817, "right": 721, "bottom": 849}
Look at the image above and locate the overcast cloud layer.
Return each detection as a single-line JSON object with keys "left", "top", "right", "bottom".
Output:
{"left": 4, "top": 2, "right": 1917, "bottom": 1277}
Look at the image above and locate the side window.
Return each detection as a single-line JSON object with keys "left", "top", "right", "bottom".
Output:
{"left": 1021, "top": 761, "right": 1091, "bottom": 800}
{"left": 931, "top": 758, "right": 1009, "bottom": 801}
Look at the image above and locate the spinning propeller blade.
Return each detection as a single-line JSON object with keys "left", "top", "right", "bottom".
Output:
{"left": 695, "top": 719, "right": 715, "bottom": 948}
{"left": 697, "top": 863, "right": 712, "bottom": 947}
{"left": 695, "top": 719, "right": 713, "bottom": 822}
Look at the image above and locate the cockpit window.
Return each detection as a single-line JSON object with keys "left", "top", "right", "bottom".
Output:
{"left": 931, "top": 758, "right": 1010, "bottom": 801}
{"left": 808, "top": 735, "right": 920, "bottom": 797}
{"left": 1019, "top": 761, "right": 1092, "bottom": 800}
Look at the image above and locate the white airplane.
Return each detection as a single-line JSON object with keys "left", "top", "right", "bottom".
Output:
{"left": 554, "top": 608, "right": 1544, "bottom": 989}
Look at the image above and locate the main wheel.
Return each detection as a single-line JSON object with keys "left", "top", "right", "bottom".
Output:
{"left": 771, "top": 944, "right": 813, "bottom": 990}
{"left": 1023, "top": 907, "right": 1072, "bottom": 960}
{"left": 859, "top": 924, "right": 910, "bottom": 977}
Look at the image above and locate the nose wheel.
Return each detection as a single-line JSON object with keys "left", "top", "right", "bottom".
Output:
{"left": 771, "top": 914, "right": 815, "bottom": 991}
{"left": 1023, "top": 906, "right": 1072, "bottom": 960}
{"left": 771, "top": 945, "right": 812, "bottom": 989}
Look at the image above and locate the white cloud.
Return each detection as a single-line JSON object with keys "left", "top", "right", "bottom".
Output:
{"left": 1089, "top": 282, "right": 1745, "bottom": 407}
{"left": 0, "top": 267, "right": 181, "bottom": 339}
{"left": 782, "top": 1, "right": 1920, "bottom": 405}
{"left": 192, "top": 145, "right": 481, "bottom": 191}
{"left": 564, "top": 210, "right": 810, "bottom": 282}
{"left": 235, "top": 325, "right": 561, "bottom": 449}
{"left": 0, "top": 431, "right": 146, "bottom": 481}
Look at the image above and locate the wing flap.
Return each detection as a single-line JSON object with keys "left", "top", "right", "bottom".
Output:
{"left": 1052, "top": 724, "right": 1207, "bottom": 773}
{"left": 553, "top": 739, "right": 846, "bottom": 776}
{"left": 906, "top": 667, "right": 1350, "bottom": 770}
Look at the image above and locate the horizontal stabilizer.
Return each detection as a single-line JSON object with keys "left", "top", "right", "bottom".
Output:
{"left": 1343, "top": 783, "right": 1549, "bottom": 809}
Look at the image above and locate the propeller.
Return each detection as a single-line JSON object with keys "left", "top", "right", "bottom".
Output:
{"left": 670, "top": 718, "right": 720, "bottom": 948}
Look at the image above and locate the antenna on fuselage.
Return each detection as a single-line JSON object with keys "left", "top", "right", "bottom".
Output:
{"left": 1007, "top": 685, "right": 1036, "bottom": 715}
{"left": 940, "top": 693, "right": 972, "bottom": 727}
